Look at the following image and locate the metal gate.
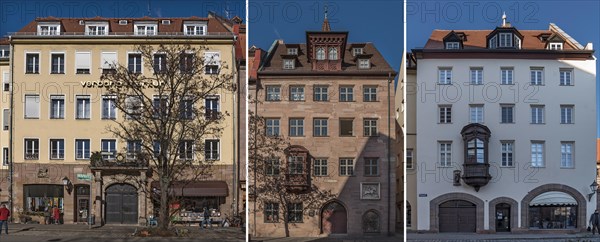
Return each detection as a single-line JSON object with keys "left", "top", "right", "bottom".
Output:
{"left": 105, "top": 183, "right": 138, "bottom": 224}
{"left": 439, "top": 200, "right": 476, "bottom": 232}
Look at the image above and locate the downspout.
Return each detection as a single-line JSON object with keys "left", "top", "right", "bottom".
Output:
{"left": 8, "top": 36, "right": 14, "bottom": 222}
{"left": 252, "top": 79, "right": 258, "bottom": 237}
{"left": 387, "top": 72, "right": 392, "bottom": 236}
{"left": 231, "top": 37, "right": 238, "bottom": 216}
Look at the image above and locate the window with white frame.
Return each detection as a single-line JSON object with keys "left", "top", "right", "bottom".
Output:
{"left": 363, "top": 118, "right": 377, "bottom": 136}
{"left": 289, "top": 86, "right": 305, "bottom": 101}
{"left": 445, "top": 42, "right": 460, "bottom": 49}
{"left": 313, "top": 118, "right": 328, "bottom": 136}
{"left": 313, "top": 85, "right": 328, "bottom": 101}
{"left": 530, "top": 67, "right": 544, "bottom": 85}
{"left": 153, "top": 96, "right": 168, "bottom": 118}
{"left": 489, "top": 35, "right": 498, "bottom": 49}
{"left": 266, "top": 85, "right": 281, "bottom": 101}
{"left": 3, "top": 109, "right": 9, "bottom": 130}
{"left": 24, "top": 94, "right": 40, "bottom": 118}
{"left": 205, "top": 96, "right": 219, "bottom": 119}
{"left": 364, "top": 158, "right": 378, "bottom": 176}
{"left": 328, "top": 47, "right": 338, "bottom": 60}
{"left": 353, "top": 48, "right": 363, "bottom": 56}
{"left": 128, "top": 53, "right": 142, "bottom": 73}
{"left": 38, "top": 24, "right": 60, "bottom": 35}
{"left": 50, "top": 95, "right": 64, "bottom": 119}
{"left": 184, "top": 23, "right": 207, "bottom": 35}
{"left": 500, "top": 67, "right": 514, "bottom": 85}
{"left": 531, "top": 105, "right": 545, "bottom": 124}
{"left": 561, "top": 142, "right": 574, "bottom": 168}
{"left": 363, "top": 86, "right": 377, "bottom": 102}
{"left": 339, "top": 86, "right": 353, "bottom": 102}
{"left": 76, "top": 95, "right": 91, "bottom": 119}
{"left": 439, "top": 105, "right": 451, "bottom": 123}
{"left": 126, "top": 140, "right": 141, "bottom": 160}
{"left": 205, "top": 139, "right": 220, "bottom": 160}
{"left": 316, "top": 47, "right": 325, "bottom": 60}
{"left": 134, "top": 23, "right": 157, "bottom": 35}
{"left": 179, "top": 53, "right": 194, "bottom": 73}
{"left": 287, "top": 48, "right": 298, "bottom": 55}
{"left": 549, "top": 42, "right": 563, "bottom": 50}
{"left": 560, "top": 68, "right": 573, "bottom": 86}
{"left": 406, "top": 149, "right": 414, "bottom": 169}
{"left": 3, "top": 148, "right": 8, "bottom": 165}
{"left": 85, "top": 24, "right": 108, "bottom": 35}
{"left": 470, "top": 67, "right": 483, "bottom": 85}
{"left": 75, "top": 139, "right": 90, "bottom": 159}
{"left": 499, "top": 33, "right": 513, "bottom": 47}
{"left": 266, "top": 118, "right": 280, "bottom": 136}
{"left": 289, "top": 118, "right": 304, "bottom": 136}
{"left": 438, "top": 67, "right": 452, "bottom": 84}
{"left": 24, "top": 138, "right": 39, "bottom": 160}
{"left": 313, "top": 158, "right": 327, "bottom": 176}
{"left": 560, "top": 105, "right": 574, "bottom": 124}
{"left": 75, "top": 52, "right": 91, "bottom": 74}
{"left": 339, "top": 158, "right": 354, "bottom": 176}
{"left": 51, "top": 53, "right": 65, "bottom": 74}
{"left": 531, "top": 141, "right": 544, "bottom": 167}
{"left": 153, "top": 54, "right": 167, "bottom": 73}
{"left": 283, "top": 59, "right": 295, "bottom": 69}
{"left": 2, "top": 71, "right": 9, "bottom": 91}
{"left": 101, "top": 139, "right": 116, "bottom": 160}
{"left": 469, "top": 104, "right": 484, "bottom": 123}
{"left": 501, "top": 141, "right": 514, "bottom": 167}
{"left": 179, "top": 140, "right": 194, "bottom": 160}
{"left": 102, "top": 95, "right": 116, "bottom": 119}
{"left": 501, "top": 104, "right": 514, "bottom": 123}
{"left": 26, "top": 53, "right": 40, "bottom": 74}
{"left": 180, "top": 96, "right": 194, "bottom": 120}
{"left": 358, "top": 59, "right": 370, "bottom": 69}
{"left": 439, "top": 141, "right": 451, "bottom": 167}
{"left": 204, "top": 52, "right": 220, "bottom": 74}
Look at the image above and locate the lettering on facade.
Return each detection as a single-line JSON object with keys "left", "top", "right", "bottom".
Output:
{"left": 80, "top": 80, "right": 164, "bottom": 88}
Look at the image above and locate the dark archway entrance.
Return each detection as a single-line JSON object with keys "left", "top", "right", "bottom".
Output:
{"left": 495, "top": 203, "right": 511, "bottom": 232}
{"left": 321, "top": 201, "right": 347, "bottom": 234}
{"left": 439, "top": 200, "right": 476, "bottom": 232}
{"left": 105, "top": 183, "right": 138, "bottom": 224}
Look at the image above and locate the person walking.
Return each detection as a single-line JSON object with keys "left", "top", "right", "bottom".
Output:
{"left": 0, "top": 204, "right": 10, "bottom": 235}
{"left": 590, "top": 209, "right": 600, "bottom": 235}
{"left": 201, "top": 207, "right": 210, "bottom": 229}
{"left": 52, "top": 206, "right": 61, "bottom": 225}
{"left": 44, "top": 207, "right": 51, "bottom": 225}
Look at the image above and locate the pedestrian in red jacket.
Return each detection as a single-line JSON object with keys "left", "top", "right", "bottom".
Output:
{"left": 52, "top": 206, "right": 60, "bottom": 225}
{"left": 0, "top": 204, "right": 10, "bottom": 235}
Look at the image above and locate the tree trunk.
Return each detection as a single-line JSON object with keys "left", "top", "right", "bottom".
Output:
{"left": 284, "top": 220, "right": 290, "bottom": 237}
{"left": 159, "top": 178, "right": 169, "bottom": 230}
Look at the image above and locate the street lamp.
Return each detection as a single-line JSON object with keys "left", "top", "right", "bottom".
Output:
{"left": 588, "top": 180, "right": 598, "bottom": 202}
{"left": 62, "top": 176, "right": 72, "bottom": 194}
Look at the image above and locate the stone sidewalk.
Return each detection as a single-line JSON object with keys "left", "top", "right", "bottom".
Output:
{"left": 407, "top": 232, "right": 600, "bottom": 241}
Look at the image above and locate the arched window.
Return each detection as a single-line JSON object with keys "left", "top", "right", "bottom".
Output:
{"left": 362, "top": 210, "right": 380, "bottom": 233}
{"left": 328, "top": 47, "right": 338, "bottom": 60}
{"left": 467, "top": 138, "right": 485, "bottom": 163}
{"left": 316, "top": 47, "right": 325, "bottom": 60}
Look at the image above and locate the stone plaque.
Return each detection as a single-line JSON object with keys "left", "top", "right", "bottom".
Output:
{"left": 360, "top": 182, "right": 380, "bottom": 200}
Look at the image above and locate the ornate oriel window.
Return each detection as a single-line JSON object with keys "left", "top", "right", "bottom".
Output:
{"left": 284, "top": 145, "right": 311, "bottom": 192}
{"left": 460, "top": 123, "right": 492, "bottom": 191}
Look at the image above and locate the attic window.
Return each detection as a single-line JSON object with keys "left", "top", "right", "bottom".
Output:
{"left": 162, "top": 20, "right": 171, "bottom": 25}
{"left": 283, "top": 59, "right": 295, "bottom": 70}
{"left": 353, "top": 48, "right": 363, "bottom": 56}
{"left": 37, "top": 24, "right": 60, "bottom": 36}
{"left": 358, "top": 59, "right": 370, "bottom": 69}
{"left": 79, "top": 20, "right": 84, "bottom": 25}
{"left": 549, "top": 43, "right": 563, "bottom": 50}
{"left": 119, "top": 20, "right": 128, "bottom": 25}
{"left": 499, "top": 33, "right": 513, "bottom": 47}
{"left": 445, "top": 42, "right": 460, "bottom": 49}
{"left": 287, "top": 48, "right": 298, "bottom": 55}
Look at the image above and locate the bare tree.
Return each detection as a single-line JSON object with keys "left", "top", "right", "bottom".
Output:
{"left": 249, "top": 108, "right": 335, "bottom": 237}
{"left": 98, "top": 43, "right": 235, "bottom": 230}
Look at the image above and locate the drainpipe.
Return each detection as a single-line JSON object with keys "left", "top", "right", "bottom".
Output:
{"left": 387, "top": 72, "right": 392, "bottom": 236}
{"left": 8, "top": 36, "right": 14, "bottom": 222}
{"left": 231, "top": 37, "right": 238, "bottom": 216}
{"left": 252, "top": 80, "right": 258, "bottom": 237}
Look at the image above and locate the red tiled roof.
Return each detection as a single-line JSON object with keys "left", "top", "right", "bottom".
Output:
{"left": 0, "top": 38, "right": 9, "bottom": 45}
{"left": 424, "top": 29, "right": 577, "bottom": 50}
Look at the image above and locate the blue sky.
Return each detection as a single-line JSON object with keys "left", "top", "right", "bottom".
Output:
{"left": 407, "top": 0, "right": 600, "bottom": 137}
{"left": 249, "top": 0, "right": 404, "bottom": 78}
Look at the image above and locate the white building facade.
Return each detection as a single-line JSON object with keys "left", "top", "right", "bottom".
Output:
{"left": 409, "top": 22, "right": 597, "bottom": 233}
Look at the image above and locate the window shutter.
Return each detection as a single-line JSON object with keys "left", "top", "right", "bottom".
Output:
{"left": 25, "top": 95, "right": 40, "bottom": 118}
{"left": 101, "top": 52, "right": 117, "bottom": 69}
{"left": 76, "top": 52, "right": 91, "bottom": 69}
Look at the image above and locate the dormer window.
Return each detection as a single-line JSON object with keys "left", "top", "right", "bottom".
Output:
{"left": 445, "top": 42, "right": 460, "bottom": 49}
{"left": 358, "top": 59, "right": 370, "bottom": 69}
{"left": 135, "top": 23, "right": 157, "bottom": 35}
{"left": 499, "top": 33, "right": 513, "bottom": 47}
{"left": 184, "top": 22, "right": 207, "bottom": 36}
{"left": 85, "top": 22, "right": 109, "bottom": 36}
{"left": 353, "top": 48, "right": 363, "bottom": 56}
{"left": 328, "top": 47, "right": 338, "bottom": 60}
{"left": 37, "top": 23, "right": 60, "bottom": 36}
{"left": 549, "top": 42, "right": 563, "bottom": 50}
{"left": 283, "top": 59, "right": 295, "bottom": 70}
{"left": 287, "top": 48, "right": 298, "bottom": 55}
{"left": 118, "top": 20, "right": 128, "bottom": 25}
{"left": 316, "top": 47, "right": 326, "bottom": 60}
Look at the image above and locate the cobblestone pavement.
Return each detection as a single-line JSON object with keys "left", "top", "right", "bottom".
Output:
{"left": 252, "top": 235, "right": 402, "bottom": 242}
{"left": 407, "top": 232, "right": 600, "bottom": 242}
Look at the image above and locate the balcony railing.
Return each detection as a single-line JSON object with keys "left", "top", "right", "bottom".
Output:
{"left": 24, "top": 153, "right": 39, "bottom": 160}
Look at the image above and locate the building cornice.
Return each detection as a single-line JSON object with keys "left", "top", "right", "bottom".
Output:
{"left": 412, "top": 48, "right": 594, "bottom": 60}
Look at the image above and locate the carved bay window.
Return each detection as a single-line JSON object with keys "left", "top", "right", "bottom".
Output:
{"left": 284, "top": 145, "right": 311, "bottom": 192}
{"left": 460, "top": 123, "right": 492, "bottom": 191}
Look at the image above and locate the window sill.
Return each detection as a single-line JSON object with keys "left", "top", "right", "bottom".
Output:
{"left": 339, "top": 100, "right": 355, "bottom": 102}
{"left": 560, "top": 123, "right": 575, "bottom": 124}
{"left": 340, "top": 135, "right": 354, "bottom": 137}
{"left": 531, "top": 166, "right": 545, "bottom": 168}
{"left": 313, "top": 135, "right": 329, "bottom": 137}
{"left": 363, "top": 100, "right": 379, "bottom": 102}
{"left": 500, "top": 83, "right": 515, "bottom": 85}
{"left": 265, "top": 100, "right": 282, "bottom": 102}
{"left": 364, "top": 174, "right": 380, "bottom": 177}
{"left": 499, "top": 165, "right": 515, "bottom": 168}
{"left": 289, "top": 136, "right": 305, "bottom": 138}
{"left": 438, "top": 122, "right": 453, "bottom": 124}
{"left": 289, "top": 100, "right": 306, "bottom": 102}
{"left": 24, "top": 117, "right": 40, "bottom": 119}
{"left": 76, "top": 158, "right": 90, "bottom": 160}
{"left": 437, "top": 83, "right": 453, "bottom": 85}
{"left": 530, "top": 123, "right": 546, "bottom": 125}
{"left": 50, "top": 72, "right": 65, "bottom": 74}
{"left": 500, "top": 122, "right": 515, "bottom": 124}
{"left": 102, "top": 117, "right": 116, "bottom": 120}
{"left": 50, "top": 117, "right": 65, "bottom": 119}
{"left": 364, "top": 135, "right": 380, "bottom": 138}
{"left": 313, "top": 100, "right": 330, "bottom": 102}
{"left": 559, "top": 166, "right": 575, "bottom": 169}
{"left": 50, "top": 158, "right": 65, "bottom": 160}
{"left": 559, "top": 84, "right": 574, "bottom": 87}
{"left": 25, "top": 72, "right": 40, "bottom": 74}
{"left": 76, "top": 118, "right": 91, "bottom": 120}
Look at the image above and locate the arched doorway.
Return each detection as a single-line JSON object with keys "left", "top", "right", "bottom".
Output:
{"left": 439, "top": 200, "right": 476, "bottom": 232}
{"left": 321, "top": 201, "right": 347, "bottom": 234}
{"left": 495, "top": 203, "right": 511, "bottom": 232}
{"left": 105, "top": 183, "right": 138, "bottom": 224}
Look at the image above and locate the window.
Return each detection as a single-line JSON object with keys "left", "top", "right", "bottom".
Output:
{"left": 287, "top": 48, "right": 298, "bottom": 55}
{"left": 205, "top": 139, "right": 220, "bottom": 160}
{"left": 205, "top": 96, "right": 219, "bottom": 119}
{"left": 339, "top": 86, "right": 353, "bottom": 102}
{"left": 313, "top": 158, "right": 327, "bottom": 176}
{"left": 561, "top": 142, "right": 574, "bottom": 168}
{"left": 363, "top": 86, "right": 377, "bottom": 102}
{"left": 128, "top": 53, "right": 142, "bottom": 73}
{"left": 501, "top": 104, "right": 514, "bottom": 123}
{"left": 266, "top": 118, "right": 280, "bottom": 136}
{"left": 363, "top": 118, "right": 378, "bottom": 136}
{"left": 439, "top": 105, "right": 452, "bottom": 123}
{"left": 26, "top": 53, "right": 40, "bottom": 74}
{"left": 469, "top": 104, "right": 484, "bottom": 123}
{"left": 353, "top": 48, "right": 363, "bottom": 56}
{"left": 2, "top": 148, "right": 8, "bottom": 165}
{"left": 101, "top": 139, "right": 116, "bottom": 160}
{"left": 501, "top": 67, "right": 514, "bottom": 85}
{"left": 3, "top": 71, "right": 10, "bottom": 91}
{"left": 530, "top": 68, "right": 544, "bottom": 85}
{"left": 364, "top": 158, "right": 378, "bottom": 176}
{"left": 560, "top": 69, "right": 573, "bottom": 86}
{"left": 38, "top": 24, "right": 60, "bottom": 35}
{"left": 24, "top": 138, "right": 39, "bottom": 160}
{"left": 102, "top": 96, "right": 117, "bottom": 119}
{"left": 152, "top": 96, "right": 168, "bottom": 118}
{"left": 501, "top": 141, "right": 514, "bottom": 167}
{"left": 125, "top": 96, "right": 142, "bottom": 119}
{"left": 339, "top": 158, "right": 354, "bottom": 176}
{"left": 439, "top": 142, "right": 451, "bottom": 166}
{"left": 127, "top": 140, "right": 141, "bottom": 160}
{"left": 101, "top": 52, "right": 117, "bottom": 73}
{"left": 75, "top": 52, "right": 91, "bottom": 74}
{"left": 489, "top": 35, "right": 498, "bottom": 49}
{"left": 24, "top": 94, "right": 40, "bottom": 118}
{"left": 119, "top": 20, "right": 128, "bottom": 25}
{"left": 86, "top": 24, "right": 107, "bottom": 35}
{"left": 283, "top": 59, "right": 295, "bottom": 69}
{"left": 153, "top": 141, "right": 161, "bottom": 158}
{"left": 313, "top": 118, "right": 328, "bottom": 137}
{"left": 358, "top": 59, "right": 370, "bottom": 69}
{"left": 470, "top": 67, "right": 483, "bottom": 85}
{"left": 266, "top": 158, "right": 280, "bottom": 176}
{"left": 289, "top": 118, "right": 304, "bottom": 136}
{"left": 180, "top": 96, "right": 194, "bottom": 119}
{"left": 328, "top": 47, "right": 338, "bottom": 60}
{"left": 264, "top": 203, "right": 279, "bottom": 223}
{"left": 288, "top": 156, "right": 304, "bottom": 174}
{"left": 438, "top": 68, "right": 452, "bottom": 84}
{"left": 314, "top": 85, "right": 328, "bottom": 101}
{"left": 531, "top": 105, "right": 545, "bottom": 124}
{"left": 153, "top": 54, "right": 167, "bottom": 73}
{"left": 24, "top": 185, "right": 64, "bottom": 213}
{"left": 499, "top": 33, "right": 513, "bottom": 47}
{"left": 339, "top": 119, "right": 353, "bottom": 136}
{"left": 180, "top": 53, "right": 194, "bottom": 73}
{"left": 184, "top": 23, "right": 207, "bottom": 35}
{"left": 76, "top": 95, "right": 91, "bottom": 119}
{"left": 467, "top": 139, "right": 485, "bottom": 163}
{"left": 316, "top": 47, "right": 325, "bottom": 60}
{"left": 75, "top": 139, "right": 90, "bottom": 159}
{"left": 204, "top": 52, "right": 220, "bottom": 74}
{"left": 179, "top": 140, "right": 194, "bottom": 160}
{"left": 2, "top": 109, "right": 9, "bottom": 130}
{"left": 406, "top": 149, "right": 414, "bottom": 169}
{"left": 51, "top": 53, "right": 65, "bottom": 74}
{"left": 549, "top": 43, "right": 563, "bottom": 50}
{"left": 287, "top": 203, "right": 303, "bottom": 223}
{"left": 445, "top": 42, "right": 460, "bottom": 49}
{"left": 560, "top": 105, "right": 574, "bottom": 124}
{"left": 134, "top": 24, "right": 157, "bottom": 35}
{"left": 531, "top": 142, "right": 544, "bottom": 167}
{"left": 266, "top": 86, "right": 281, "bottom": 101}
{"left": 289, "top": 86, "right": 305, "bottom": 101}
{"left": 50, "top": 95, "right": 65, "bottom": 119}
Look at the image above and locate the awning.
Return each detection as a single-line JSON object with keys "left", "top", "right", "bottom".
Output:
{"left": 151, "top": 181, "right": 228, "bottom": 197}
{"left": 530, "top": 191, "right": 578, "bottom": 206}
